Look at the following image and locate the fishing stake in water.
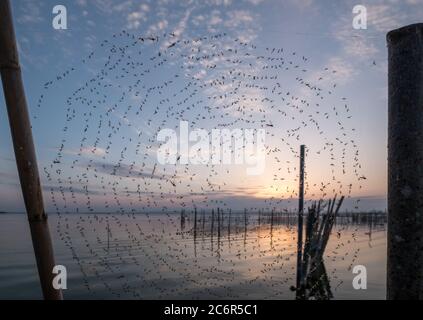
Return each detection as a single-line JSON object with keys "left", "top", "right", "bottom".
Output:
{"left": 0, "top": 0, "right": 62, "bottom": 300}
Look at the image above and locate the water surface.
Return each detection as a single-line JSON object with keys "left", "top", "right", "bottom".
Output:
{"left": 0, "top": 213, "right": 386, "bottom": 299}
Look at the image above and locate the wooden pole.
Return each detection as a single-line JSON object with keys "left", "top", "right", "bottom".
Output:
{"left": 193, "top": 208, "right": 197, "bottom": 257}
{"left": 217, "top": 207, "right": 220, "bottom": 239}
{"left": 211, "top": 209, "right": 214, "bottom": 236}
{"left": 387, "top": 23, "right": 423, "bottom": 300}
{"left": 296, "top": 144, "right": 305, "bottom": 298}
{"left": 258, "top": 209, "right": 261, "bottom": 225}
{"left": 0, "top": 0, "right": 62, "bottom": 300}
{"left": 193, "top": 207, "right": 197, "bottom": 239}
{"left": 228, "top": 209, "right": 231, "bottom": 242}
{"left": 107, "top": 220, "right": 110, "bottom": 253}
{"left": 244, "top": 208, "right": 247, "bottom": 232}
{"left": 180, "top": 209, "right": 185, "bottom": 230}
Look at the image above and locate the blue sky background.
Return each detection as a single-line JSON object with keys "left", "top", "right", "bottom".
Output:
{"left": 1, "top": 0, "right": 422, "bottom": 212}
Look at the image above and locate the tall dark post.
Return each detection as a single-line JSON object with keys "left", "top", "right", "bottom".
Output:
{"left": 258, "top": 209, "right": 261, "bottom": 226}
{"left": 228, "top": 209, "right": 231, "bottom": 242}
{"left": 193, "top": 208, "right": 197, "bottom": 257}
{"left": 180, "top": 209, "right": 185, "bottom": 231}
{"left": 296, "top": 144, "right": 305, "bottom": 298}
{"left": 244, "top": 208, "right": 247, "bottom": 232}
{"left": 202, "top": 210, "right": 205, "bottom": 238}
{"left": 107, "top": 220, "right": 110, "bottom": 253}
{"left": 0, "top": 0, "right": 62, "bottom": 300}
{"left": 211, "top": 209, "right": 214, "bottom": 251}
{"left": 193, "top": 207, "right": 197, "bottom": 239}
{"left": 217, "top": 207, "right": 220, "bottom": 240}
{"left": 387, "top": 23, "right": 423, "bottom": 300}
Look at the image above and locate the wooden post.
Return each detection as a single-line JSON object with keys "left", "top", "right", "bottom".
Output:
{"left": 244, "top": 208, "right": 247, "bottom": 232}
{"left": 0, "top": 0, "right": 62, "bottom": 300}
{"left": 217, "top": 207, "right": 220, "bottom": 239}
{"left": 193, "top": 208, "right": 197, "bottom": 257}
{"left": 202, "top": 210, "right": 205, "bottom": 236}
{"left": 228, "top": 209, "right": 231, "bottom": 242}
{"left": 387, "top": 23, "right": 423, "bottom": 300}
{"left": 211, "top": 209, "right": 214, "bottom": 236}
{"left": 193, "top": 207, "right": 197, "bottom": 239}
{"left": 107, "top": 220, "right": 110, "bottom": 253}
{"left": 180, "top": 209, "right": 185, "bottom": 230}
{"left": 258, "top": 209, "right": 261, "bottom": 225}
{"left": 296, "top": 144, "right": 305, "bottom": 298}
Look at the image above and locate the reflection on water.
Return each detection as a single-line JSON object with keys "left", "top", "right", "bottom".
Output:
{"left": 0, "top": 212, "right": 386, "bottom": 299}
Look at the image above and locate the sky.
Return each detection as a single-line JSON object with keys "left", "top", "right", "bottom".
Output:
{"left": 1, "top": 0, "right": 422, "bottom": 213}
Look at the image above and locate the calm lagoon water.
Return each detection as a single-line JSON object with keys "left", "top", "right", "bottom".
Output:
{"left": 0, "top": 213, "right": 386, "bottom": 299}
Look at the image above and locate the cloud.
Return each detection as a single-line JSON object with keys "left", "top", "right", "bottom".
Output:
{"left": 0, "top": 171, "right": 19, "bottom": 183}
{"left": 224, "top": 10, "right": 254, "bottom": 28}
{"left": 366, "top": 4, "right": 407, "bottom": 33}
{"left": 285, "top": 0, "right": 315, "bottom": 12}
{"left": 323, "top": 57, "right": 357, "bottom": 85}
{"left": 82, "top": 147, "right": 106, "bottom": 157}
{"left": 0, "top": 156, "right": 15, "bottom": 162}
{"left": 209, "top": 11, "right": 223, "bottom": 26}
{"left": 332, "top": 1, "right": 423, "bottom": 61}
{"left": 76, "top": 0, "right": 88, "bottom": 7}
{"left": 342, "top": 36, "right": 378, "bottom": 59}
{"left": 43, "top": 184, "right": 102, "bottom": 196}
{"left": 300, "top": 56, "right": 357, "bottom": 96}
{"left": 245, "top": 0, "right": 265, "bottom": 5}
{"left": 63, "top": 146, "right": 106, "bottom": 157}
{"left": 16, "top": 1, "right": 45, "bottom": 24}
{"left": 84, "top": 161, "right": 176, "bottom": 181}
{"left": 126, "top": 4, "right": 150, "bottom": 30}
{"left": 332, "top": 15, "right": 378, "bottom": 60}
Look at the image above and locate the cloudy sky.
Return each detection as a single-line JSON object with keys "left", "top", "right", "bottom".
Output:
{"left": 1, "top": 0, "right": 422, "bottom": 212}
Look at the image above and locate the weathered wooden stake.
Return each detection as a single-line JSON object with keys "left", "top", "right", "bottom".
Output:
{"left": 193, "top": 207, "right": 197, "bottom": 240}
{"left": 0, "top": 0, "right": 62, "bottom": 299}
{"left": 193, "top": 208, "right": 197, "bottom": 257}
{"left": 180, "top": 209, "right": 185, "bottom": 230}
{"left": 228, "top": 209, "right": 232, "bottom": 245}
{"left": 107, "top": 220, "right": 110, "bottom": 253}
{"left": 244, "top": 208, "right": 247, "bottom": 232}
{"left": 211, "top": 209, "right": 214, "bottom": 237}
{"left": 202, "top": 210, "right": 205, "bottom": 236}
{"left": 387, "top": 23, "right": 423, "bottom": 300}
{"left": 296, "top": 144, "right": 305, "bottom": 298}
{"left": 217, "top": 207, "right": 220, "bottom": 240}
{"left": 258, "top": 209, "right": 261, "bottom": 225}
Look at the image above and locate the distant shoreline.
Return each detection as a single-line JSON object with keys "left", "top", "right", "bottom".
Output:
{"left": 0, "top": 211, "right": 26, "bottom": 214}
{"left": 0, "top": 211, "right": 387, "bottom": 215}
